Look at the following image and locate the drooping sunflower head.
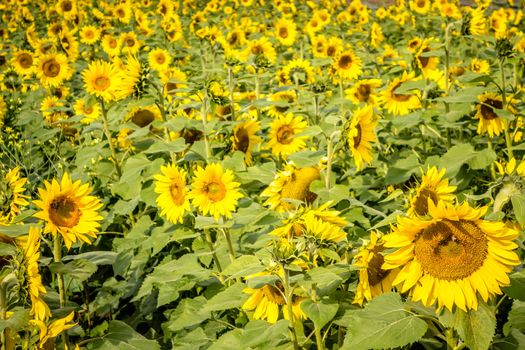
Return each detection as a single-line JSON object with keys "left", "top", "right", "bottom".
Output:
{"left": 232, "top": 119, "right": 262, "bottom": 166}
{"left": 33, "top": 173, "right": 103, "bottom": 250}
{"left": 262, "top": 163, "right": 320, "bottom": 212}
{"left": 407, "top": 166, "right": 456, "bottom": 217}
{"left": 125, "top": 105, "right": 161, "bottom": 128}
{"left": 382, "top": 201, "right": 520, "bottom": 312}
{"left": 346, "top": 106, "right": 378, "bottom": 172}
{"left": 0, "top": 166, "right": 29, "bottom": 224}
{"left": 353, "top": 231, "right": 399, "bottom": 305}
{"left": 154, "top": 164, "right": 190, "bottom": 224}
{"left": 187, "top": 163, "right": 244, "bottom": 221}
{"left": 267, "top": 113, "right": 308, "bottom": 159}
{"left": 159, "top": 67, "right": 187, "bottom": 99}
{"left": 82, "top": 60, "right": 123, "bottom": 102}
{"left": 118, "top": 55, "right": 150, "bottom": 99}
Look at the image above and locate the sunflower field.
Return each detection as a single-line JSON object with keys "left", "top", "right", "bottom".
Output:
{"left": 3, "top": 0, "right": 525, "bottom": 349}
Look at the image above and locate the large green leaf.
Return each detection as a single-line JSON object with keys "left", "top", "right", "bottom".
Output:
{"left": 454, "top": 303, "right": 496, "bottom": 350}
{"left": 203, "top": 282, "right": 248, "bottom": 312}
{"left": 504, "top": 270, "right": 525, "bottom": 301}
{"left": 89, "top": 320, "right": 160, "bottom": 350}
{"left": 301, "top": 299, "right": 339, "bottom": 330}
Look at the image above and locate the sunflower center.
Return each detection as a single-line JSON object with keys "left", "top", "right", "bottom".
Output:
{"left": 204, "top": 181, "right": 227, "bottom": 202}
{"left": 61, "top": 0, "right": 73, "bottom": 11}
{"left": 229, "top": 33, "right": 239, "bottom": 45}
{"left": 169, "top": 182, "right": 185, "bottom": 205}
{"left": 480, "top": 98, "right": 502, "bottom": 120}
{"left": 49, "top": 196, "right": 81, "bottom": 228}
{"left": 392, "top": 82, "right": 411, "bottom": 101}
{"left": 413, "top": 188, "right": 439, "bottom": 216}
{"left": 85, "top": 30, "right": 94, "bottom": 39}
{"left": 357, "top": 84, "right": 371, "bottom": 101}
{"left": 353, "top": 124, "right": 362, "bottom": 147}
{"left": 18, "top": 53, "right": 33, "bottom": 68}
{"left": 276, "top": 125, "right": 294, "bottom": 145}
{"left": 418, "top": 47, "right": 431, "bottom": 69}
{"left": 414, "top": 220, "right": 488, "bottom": 280}
{"left": 116, "top": 9, "right": 125, "bottom": 17}
{"left": 235, "top": 127, "right": 250, "bottom": 153}
{"left": 94, "top": 76, "right": 110, "bottom": 90}
{"left": 42, "top": 59, "right": 61, "bottom": 78}
{"left": 281, "top": 167, "right": 320, "bottom": 207}
{"left": 251, "top": 45, "right": 263, "bottom": 55}
{"left": 416, "top": 0, "right": 426, "bottom": 8}
{"left": 84, "top": 106, "right": 94, "bottom": 114}
{"left": 262, "top": 284, "right": 285, "bottom": 305}
{"left": 125, "top": 38, "right": 135, "bottom": 47}
{"left": 338, "top": 54, "right": 352, "bottom": 70}
{"left": 279, "top": 27, "right": 288, "bottom": 39}
{"left": 131, "top": 109, "right": 155, "bottom": 127}
{"left": 109, "top": 39, "right": 118, "bottom": 48}
{"left": 155, "top": 54, "right": 166, "bottom": 64}
{"left": 326, "top": 46, "right": 336, "bottom": 57}
{"left": 367, "top": 246, "right": 391, "bottom": 286}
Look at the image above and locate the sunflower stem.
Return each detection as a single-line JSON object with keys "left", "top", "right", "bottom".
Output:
{"left": 313, "top": 95, "right": 319, "bottom": 125}
{"left": 227, "top": 67, "right": 236, "bottom": 121}
{"left": 282, "top": 264, "right": 300, "bottom": 350}
{"left": 325, "top": 133, "right": 334, "bottom": 191}
{"left": 53, "top": 234, "right": 69, "bottom": 348}
{"left": 220, "top": 227, "right": 236, "bottom": 263}
{"left": 499, "top": 57, "right": 514, "bottom": 160}
{"left": 201, "top": 91, "right": 211, "bottom": 161}
{"left": 444, "top": 22, "right": 453, "bottom": 148}
{"left": 445, "top": 328, "right": 457, "bottom": 350}
{"left": 0, "top": 282, "right": 6, "bottom": 350}
{"left": 487, "top": 139, "right": 497, "bottom": 180}
{"left": 154, "top": 83, "right": 177, "bottom": 164}
{"left": 339, "top": 81, "right": 345, "bottom": 119}
{"left": 203, "top": 229, "right": 224, "bottom": 283}
{"left": 100, "top": 99, "right": 122, "bottom": 178}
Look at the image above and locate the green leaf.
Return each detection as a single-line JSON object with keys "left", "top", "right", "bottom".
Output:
{"left": 467, "top": 148, "right": 497, "bottom": 170}
{"left": 0, "top": 243, "right": 17, "bottom": 258}
{"left": 438, "top": 143, "right": 476, "bottom": 177}
{"left": 0, "top": 308, "right": 29, "bottom": 333}
{"left": 49, "top": 259, "right": 98, "bottom": 283}
{"left": 301, "top": 299, "right": 339, "bottom": 330}
{"left": 89, "top": 320, "right": 160, "bottom": 350}
{"left": 504, "top": 270, "right": 525, "bottom": 301}
{"left": 203, "top": 283, "right": 248, "bottom": 311}
{"left": 163, "top": 296, "right": 211, "bottom": 332}
{"left": 222, "top": 255, "right": 264, "bottom": 280}
{"left": 288, "top": 150, "right": 325, "bottom": 168}
{"left": 62, "top": 251, "right": 118, "bottom": 265}
{"left": 385, "top": 154, "right": 420, "bottom": 185}
{"left": 454, "top": 303, "right": 496, "bottom": 350}
{"left": 342, "top": 293, "right": 428, "bottom": 350}
{"left": 0, "top": 224, "right": 31, "bottom": 238}
{"left": 507, "top": 300, "right": 525, "bottom": 332}
{"left": 143, "top": 138, "right": 186, "bottom": 154}
{"left": 511, "top": 195, "right": 525, "bottom": 227}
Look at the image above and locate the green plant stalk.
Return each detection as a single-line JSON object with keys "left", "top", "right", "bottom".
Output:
{"left": 0, "top": 282, "right": 6, "bottom": 350}
{"left": 154, "top": 83, "right": 177, "bottom": 164}
{"left": 310, "top": 288, "right": 324, "bottom": 350}
{"left": 313, "top": 95, "right": 320, "bottom": 125}
{"left": 220, "top": 227, "right": 236, "bottom": 263}
{"left": 53, "top": 234, "right": 69, "bottom": 348}
{"left": 499, "top": 57, "right": 514, "bottom": 160}
{"left": 339, "top": 81, "right": 345, "bottom": 119}
{"left": 201, "top": 92, "right": 211, "bottom": 161}
{"left": 227, "top": 67, "right": 236, "bottom": 121}
{"left": 445, "top": 328, "right": 456, "bottom": 350}
{"left": 282, "top": 265, "right": 300, "bottom": 350}
{"left": 444, "top": 22, "right": 453, "bottom": 148}
{"left": 325, "top": 134, "right": 333, "bottom": 191}
{"left": 487, "top": 139, "right": 497, "bottom": 180}
{"left": 100, "top": 99, "right": 122, "bottom": 178}
{"left": 203, "top": 229, "right": 224, "bottom": 283}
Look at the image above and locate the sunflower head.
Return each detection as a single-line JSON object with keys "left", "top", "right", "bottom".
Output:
{"left": 154, "top": 164, "right": 190, "bottom": 224}
{"left": 407, "top": 167, "right": 456, "bottom": 217}
{"left": 0, "top": 166, "right": 29, "bottom": 224}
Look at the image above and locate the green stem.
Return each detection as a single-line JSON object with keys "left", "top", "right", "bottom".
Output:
{"left": 0, "top": 282, "right": 6, "bottom": 350}
{"left": 100, "top": 99, "right": 122, "bottom": 177}
{"left": 500, "top": 57, "right": 514, "bottom": 160}
{"left": 282, "top": 265, "right": 299, "bottom": 350}
{"left": 155, "top": 83, "right": 177, "bottom": 164}
{"left": 53, "top": 234, "right": 69, "bottom": 348}
{"left": 325, "top": 134, "right": 334, "bottom": 191}
{"left": 313, "top": 95, "right": 320, "bottom": 125}
{"left": 227, "top": 67, "right": 236, "bottom": 121}
{"left": 310, "top": 288, "right": 324, "bottom": 350}
{"left": 445, "top": 328, "right": 456, "bottom": 350}
{"left": 201, "top": 92, "right": 211, "bottom": 161}
{"left": 444, "top": 22, "right": 453, "bottom": 148}
{"left": 221, "top": 227, "right": 236, "bottom": 263}
{"left": 203, "top": 229, "right": 224, "bottom": 283}
{"left": 487, "top": 139, "right": 497, "bottom": 180}
{"left": 339, "top": 81, "right": 345, "bottom": 119}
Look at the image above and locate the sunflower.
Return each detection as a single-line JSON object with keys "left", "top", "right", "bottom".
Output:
{"left": 73, "top": 98, "right": 100, "bottom": 124}
{"left": 282, "top": 59, "right": 315, "bottom": 85}
{"left": 154, "top": 164, "right": 190, "bottom": 224}
{"left": 474, "top": 92, "right": 507, "bottom": 137}
{"left": 79, "top": 26, "right": 101, "bottom": 45}
{"left": 311, "top": 35, "right": 328, "bottom": 58}
{"left": 468, "top": 7, "right": 488, "bottom": 36}
{"left": 382, "top": 201, "right": 520, "bottom": 312}
{"left": 262, "top": 163, "right": 320, "bottom": 212}
{"left": 56, "top": 0, "right": 77, "bottom": 20}
{"left": 409, "top": 0, "right": 430, "bottom": 14}
{"left": 347, "top": 106, "right": 378, "bottom": 171}
{"left": 415, "top": 39, "right": 440, "bottom": 77}
{"left": 275, "top": 17, "right": 297, "bottom": 46}
{"left": 33, "top": 173, "right": 103, "bottom": 250}
{"left": 407, "top": 37, "right": 422, "bottom": 53}
{"left": 36, "top": 53, "right": 71, "bottom": 87}
{"left": 266, "top": 90, "right": 297, "bottom": 118}
{"left": 125, "top": 105, "right": 161, "bottom": 128}
{"left": 380, "top": 71, "right": 422, "bottom": 116}
{"left": 370, "top": 22, "right": 384, "bottom": 48}
{"left": 114, "top": 3, "right": 132, "bottom": 23}
{"left": 82, "top": 60, "right": 123, "bottom": 102}
{"left": 187, "top": 163, "right": 243, "bottom": 221}
{"left": 407, "top": 167, "right": 456, "bottom": 217}
{"left": 0, "top": 167, "right": 30, "bottom": 224}
{"left": 11, "top": 50, "right": 35, "bottom": 76}
{"left": 245, "top": 37, "right": 277, "bottom": 64}
{"left": 333, "top": 49, "right": 362, "bottom": 80}
{"left": 120, "top": 32, "right": 141, "bottom": 55}
{"left": 346, "top": 79, "right": 382, "bottom": 106}
{"left": 148, "top": 48, "right": 172, "bottom": 72}
{"left": 24, "top": 226, "right": 51, "bottom": 321}
{"left": 325, "top": 36, "right": 343, "bottom": 58}
{"left": 59, "top": 30, "right": 79, "bottom": 59}
{"left": 31, "top": 312, "right": 76, "bottom": 350}
{"left": 101, "top": 34, "right": 121, "bottom": 57}
{"left": 160, "top": 67, "right": 187, "bottom": 99}
{"left": 470, "top": 58, "right": 491, "bottom": 75}
{"left": 267, "top": 113, "right": 308, "bottom": 159}
{"left": 233, "top": 119, "right": 261, "bottom": 166}
{"left": 243, "top": 269, "right": 305, "bottom": 324}
{"left": 118, "top": 56, "right": 148, "bottom": 99}
{"left": 353, "top": 232, "right": 400, "bottom": 305}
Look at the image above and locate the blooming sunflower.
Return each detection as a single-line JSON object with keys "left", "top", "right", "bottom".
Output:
{"left": 73, "top": 98, "right": 100, "bottom": 124}
{"left": 79, "top": 25, "right": 101, "bottom": 45}
{"left": 24, "top": 226, "right": 51, "bottom": 321}
{"left": 409, "top": 0, "right": 430, "bottom": 14}
{"left": 407, "top": 167, "right": 456, "bottom": 217}
{"left": 470, "top": 58, "right": 491, "bottom": 74}
{"left": 154, "top": 164, "right": 190, "bottom": 224}
{"left": 262, "top": 163, "right": 320, "bottom": 212}
{"left": 370, "top": 22, "right": 384, "bottom": 48}
{"left": 0, "top": 167, "right": 30, "bottom": 224}
{"left": 33, "top": 173, "right": 103, "bottom": 250}
{"left": 468, "top": 7, "right": 488, "bottom": 36}
{"left": 274, "top": 17, "right": 297, "bottom": 46}
{"left": 245, "top": 37, "right": 277, "bottom": 64}
{"left": 187, "top": 163, "right": 243, "bottom": 221}
{"left": 380, "top": 71, "right": 422, "bottom": 116}
{"left": 267, "top": 113, "right": 308, "bottom": 159}
{"left": 353, "top": 232, "right": 399, "bottom": 305}
{"left": 233, "top": 119, "right": 261, "bottom": 166}
{"left": 36, "top": 53, "right": 71, "bottom": 87}
{"left": 474, "top": 92, "right": 507, "bottom": 137}
{"left": 11, "top": 50, "right": 35, "bottom": 76}
{"left": 148, "top": 48, "right": 172, "bottom": 72}
{"left": 347, "top": 106, "right": 378, "bottom": 171}
{"left": 415, "top": 39, "right": 440, "bottom": 77}
{"left": 120, "top": 32, "right": 142, "bottom": 55}
{"left": 101, "top": 34, "right": 121, "bottom": 57}
{"left": 82, "top": 60, "right": 123, "bottom": 102}
{"left": 346, "top": 79, "right": 382, "bottom": 106}
{"left": 382, "top": 201, "right": 520, "bottom": 312}
{"left": 160, "top": 67, "right": 187, "bottom": 99}
{"left": 333, "top": 49, "right": 362, "bottom": 80}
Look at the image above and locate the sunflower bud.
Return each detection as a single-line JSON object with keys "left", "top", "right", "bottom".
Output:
{"left": 272, "top": 239, "right": 298, "bottom": 264}
{"left": 496, "top": 38, "right": 514, "bottom": 59}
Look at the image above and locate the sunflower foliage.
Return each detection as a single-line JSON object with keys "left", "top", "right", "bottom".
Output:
{"left": 1, "top": 0, "right": 525, "bottom": 349}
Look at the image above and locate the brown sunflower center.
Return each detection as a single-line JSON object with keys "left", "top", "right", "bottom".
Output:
{"left": 229, "top": 33, "right": 239, "bottom": 45}
{"left": 235, "top": 127, "right": 250, "bottom": 153}
{"left": 392, "top": 82, "right": 411, "bottom": 102}
{"left": 18, "top": 53, "right": 33, "bottom": 68}
{"left": 279, "top": 27, "right": 288, "bottom": 39}
{"left": 367, "top": 246, "right": 391, "bottom": 286}
{"left": 338, "top": 54, "right": 352, "bottom": 70}
{"left": 480, "top": 98, "right": 502, "bottom": 120}
{"left": 155, "top": 54, "right": 166, "bottom": 64}
{"left": 116, "top": 9, "right": 125, "bottom": 17}
{"left": 414, "top": 219, "right": 488, "bottom": 280}
{"left": 42, "top": 59, "right": 61, "bottom": 78}
{"left": 353, "top": 124, "right": 362, "bottom": 147}
{"left": 418, "top": 47, "right": 431, "bottom": 69}
{"left": 357, "top": 84, "right": 371, "bottom": 101}
{"left": 109, "top": 38, "right": 118, "bottom": 48}
{"left": 94, "top": 76, "right": 110, "bottom": 90}
{"left": 169, "top": 182, "right": 185, "bottom": 205}
{"left": 276, "top": 125, "right": 294, "bottom": 145}
{"left": 49, "top": 196, "right": 81, "bottom": 228}
{"left": 251, "top": 45, "right": 263, "bottom": 55}
{"left": 416, "top": 0, "right": 426, "bottom": 8}
{"left": 204, "top": 181, "right": 226, "bottom": 202}
{"left": 413, "top": 188, "right": 439, "bottom": 216}
{"left": 61, "top": 0, "right": 72, "bottom": 12}
{"left": 84, "top": 106, "right": 94, "bottom": 114}
{"left": 125, "top": 38, "right": 135, "bottom": 47}
{"left": 85, "top": 30, "right": 94, "bottom": 39}
{"left": 131, "top": 109, "right": 155, "bottom": 127}
{"left": 326, "top": 46, "right": 336, "bottom": 57}
{"left": 281, "top": 167, "right": 320, "bottom": 207}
